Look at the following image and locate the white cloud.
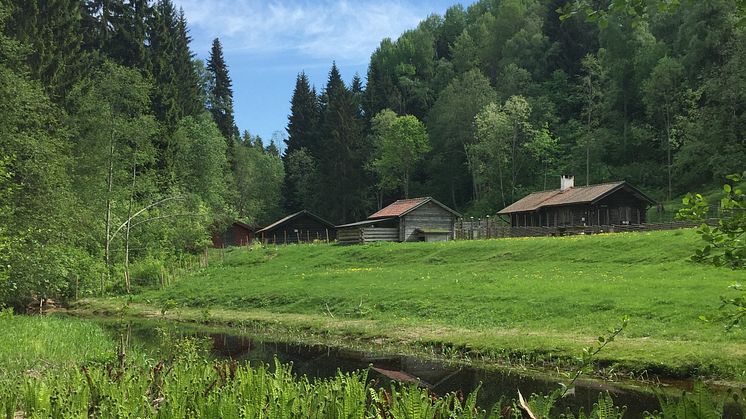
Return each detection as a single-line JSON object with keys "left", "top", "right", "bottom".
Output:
{"left": 174, "top": 0, "right": 425, "bottom": 64}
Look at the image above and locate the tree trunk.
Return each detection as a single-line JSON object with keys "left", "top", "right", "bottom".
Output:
{"left": 665, "top": 105, "right": 672, "bottom": 202}
{"left": 104, "top": 129, "right": 115, "bottom": 283}
{"left": 124, "top": 150, "right": 137, "bottom": 294}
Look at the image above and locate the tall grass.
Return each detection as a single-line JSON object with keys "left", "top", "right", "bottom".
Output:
{"left": 2, "top": 314, "right": 744, "bottom": 418}
{"left": 0, "top": 311, "right": 116, "bottom": 377}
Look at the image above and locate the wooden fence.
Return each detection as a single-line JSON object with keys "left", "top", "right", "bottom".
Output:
{"left": 454, "top": 218, "right": 721, "bottom": 240}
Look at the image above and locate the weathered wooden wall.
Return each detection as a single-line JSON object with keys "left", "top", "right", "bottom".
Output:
{"left": 401, "top": 202, "right": 456, "bottom": 242}
{"left": 212, "top": 223, "right": 254, "bottom": 248}
{"left": 338, "top": 227, "right": 399, "bottom": 244}
{"left": 261, "top": 214, "right": 335, "bottom": 244}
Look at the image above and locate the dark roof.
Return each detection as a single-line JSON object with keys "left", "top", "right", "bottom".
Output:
{"left": 368, "top": 197, "right": 461, "bottom": 219}
{"left": 233, "top": 221, "right": 257, "bottom": 230}
{"left": 336, "top": 218, "right": 396, "bottom": 228}
{"left": 256, "top": 210, "right": 335, "bottom": 234}
{"left": 498, "top": 181, "right": 656, "bottom": 214}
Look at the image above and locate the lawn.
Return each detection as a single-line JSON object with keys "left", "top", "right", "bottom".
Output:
{"left": 97, "top": 229, "right": 745, "bottom": 380}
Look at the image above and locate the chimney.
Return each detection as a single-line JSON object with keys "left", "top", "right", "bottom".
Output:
{"left": 560, "top": 175, "right": 574, "bottom": 191}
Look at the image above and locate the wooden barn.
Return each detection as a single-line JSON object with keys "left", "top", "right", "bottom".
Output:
{"left": 337, "top": 197, "right": 461, "bottom": 244}
{"left": 257, "top": 210, "right": 336, "bottom": 244}
{"left": 212, "top": 221, "right": 256, "bottom": 248}
{"left": 498, "top": 176, "right": 656, "bottom": 227}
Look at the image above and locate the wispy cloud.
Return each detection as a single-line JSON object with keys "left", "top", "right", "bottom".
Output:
{"left": 174, "top": 0, "right": 425, "bottom": 64}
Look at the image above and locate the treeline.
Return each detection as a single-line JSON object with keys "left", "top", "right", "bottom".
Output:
{"left": 283, "top": 0, "right": 746, "bottom": 221}
{"left": 0, "top": 0, "right": 282, "bottom": 308}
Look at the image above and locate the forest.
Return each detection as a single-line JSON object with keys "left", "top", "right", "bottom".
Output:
{"left": 285, "top": 0, "right": 746, "bottom": 221}
{"left": 1, "top": 0, "right": 745, "bottom": 307}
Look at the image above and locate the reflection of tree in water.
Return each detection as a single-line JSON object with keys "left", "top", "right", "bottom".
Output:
{"left": 116, "top": 321, "right": 665, "bottom": 415}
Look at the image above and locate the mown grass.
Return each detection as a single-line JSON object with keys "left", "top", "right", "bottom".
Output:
{"left": 111, "top": 229, "right": 746, "bottom": 380}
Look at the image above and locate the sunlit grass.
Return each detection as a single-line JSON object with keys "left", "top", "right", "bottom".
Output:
{"left": 0, "top": 313, "right": 116, "bottom": 378}
{"left": 118, "top": 229, "right": 746, "bottom": 379}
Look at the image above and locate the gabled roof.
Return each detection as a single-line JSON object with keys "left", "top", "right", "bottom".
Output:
{"left": 497, "top": 181, "right": 656, "bottom": 214}
{"left": 368, "top": 197, "right": 462, "bottom": 219}
{"left": 256, "top": 210, "right": 335, "bottom": 234}
{"left": 233, "top": 221, "right": 257, "bottom": 231}
{"left": 336, "top": 218, "right": 396, "bottom": 228}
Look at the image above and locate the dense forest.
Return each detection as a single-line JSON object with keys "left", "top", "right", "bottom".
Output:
{"left": 0, "top": 0, "right": 744, "bottom": 307}
{"left": 0, "top": 0, "right": 283, "bottom": 307}
{"left": 283, "top": 0, "right": 746, "bottom": 221}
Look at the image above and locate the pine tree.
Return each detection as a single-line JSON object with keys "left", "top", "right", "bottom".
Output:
{"left": 285, "top": 72, "right": 320, "bottom": 156}
{"left": 6, "top": 0, "right": 84, "bottom": 101}
{"left": 316, "top": 63, "right": 370, "bottom": 223}
{"left": 174, "top": 8, "right": 202, "bottom": 117}
{"left": 147, "top": 0, "right": 201, "bottom": 133}
{"left": 283, "top": 72, "right": 320, "bottom": 212}
{"left": 81, "top": 0, "right": 124, "bottom": 54}
{"left": 207, "top": 38, "right": 238, "bottom": 145}
{"left": 148, "top": 0, "right": 179, "bottom": 129}
{"left": 110, "top": 0, "right": 150, "bottom": 70}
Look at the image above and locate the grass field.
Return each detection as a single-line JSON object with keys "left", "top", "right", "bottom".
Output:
{"left": 0, "top": 313, "right": 116, "bottom": 378}
{"left": 87, "top": 229, "right": 746, "bottom": 380}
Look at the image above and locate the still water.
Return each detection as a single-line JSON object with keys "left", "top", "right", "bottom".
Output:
{"left": 95, "top": 319, "right": 706, "bottom": 417}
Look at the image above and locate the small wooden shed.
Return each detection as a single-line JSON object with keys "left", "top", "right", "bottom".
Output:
{"left": 337, "top": 197, "right": 461, "bottom": 244}
{"left": 497, "top": 176, "right": 656, "bottom": 227}
{"left": 212, "top": 221, "right": 256, "bottom": 248}
{"left": 257, "top": 210, "right": 336, "bottom": 244}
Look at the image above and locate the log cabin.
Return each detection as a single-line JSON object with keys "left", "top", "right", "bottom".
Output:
{"left": 257, "top": 210, "right": 336, "bottom": 244}
{"left": 337, "top": 197, "right": 461, "bottom": 244}
{"left": 497, "top": 176, "right": 656, "bottom": 227}
{"left": 212, "top": 221, "right": 256, "bottom": 248}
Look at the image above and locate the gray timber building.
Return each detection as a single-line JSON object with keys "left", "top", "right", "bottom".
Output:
{"left": 337, "top": 197, "right": 461, "bottom": 244}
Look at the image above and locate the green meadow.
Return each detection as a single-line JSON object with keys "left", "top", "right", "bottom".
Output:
{"left": 90, "top": 229, "right": 746, "bottom": 381}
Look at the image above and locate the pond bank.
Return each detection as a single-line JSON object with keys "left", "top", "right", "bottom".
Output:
{"left": 90, "top": 316, "right": 672, "bottom": 416}
{"left": 70, "top": 299, "right": 745, "bottom": 386}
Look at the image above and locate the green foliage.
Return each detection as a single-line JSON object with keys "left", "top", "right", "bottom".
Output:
{"left": 647, "top": 380, "right": 724, "bottom": 418}
{"left": 233, "top": 141, "right": 284, "bottom": 225}
{"left": 207, "top": 37, "right": 238, "bottom": 143}
{"left": 0, "top": 315, "right": 116, "bottom": 377}
{"left": 369, "top": 111, "right": 430, "bottom": 198}
{"left": 172, "top": 113, "right": 230, "bottom": 212}
{"left": 680, "top": 172, "right": 746, "bottom": 269}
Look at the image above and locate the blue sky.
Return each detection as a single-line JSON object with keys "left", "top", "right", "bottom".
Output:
{"left": 174, "top": 0, "right": 475, "bottom": 149}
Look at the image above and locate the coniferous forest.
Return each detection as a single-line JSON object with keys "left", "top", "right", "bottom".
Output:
{"left": 1, "top": 0, "right": 745, "bottom": 307}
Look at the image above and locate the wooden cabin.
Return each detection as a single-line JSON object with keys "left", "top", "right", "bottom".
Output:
{"left": 212, "top": 221, "right": 256, "bottom": 248}
{"left": 337, "top": 197, "right": 461, "bottom": 244}
{"left": 497, "top": 176, "right": 656, "bottom": 227}
{"left": 257, "top": 210, "right": 336, "bottom": 244}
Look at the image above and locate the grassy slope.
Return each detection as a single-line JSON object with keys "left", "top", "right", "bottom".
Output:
{"left": 119, "top": 229, "right": 745, "bottom": 379}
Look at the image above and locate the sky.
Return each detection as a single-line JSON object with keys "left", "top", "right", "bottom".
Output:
{"left": 173, "top": 0, "right": 476, "bottom": 149}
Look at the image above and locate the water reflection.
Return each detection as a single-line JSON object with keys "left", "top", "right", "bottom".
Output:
{"left": 113, "top": 321, "right": 678, "bottom": 416}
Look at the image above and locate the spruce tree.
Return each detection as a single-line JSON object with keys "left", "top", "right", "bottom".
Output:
{"left": 7, "top": 0, "right": 84, "bottom": 101}
{"left": 81, "top": 0, "right": 124, "bottom": 54}
{"left": 148, "top": 0, "right": 179, "bottom": 129}
{"left": 316, "top": 63, "right": 370, "bottom": 223}
{"left": 174, "top": 8, "right": 202, "bottom": 117}
{"left": 110, "top": 0, "right": 150, "bottom": 70}
{"left": 285, "top": 72, "right": 320, "bottom": 156}
{"left": 206, "top": 38, "right": 238, "bottom": 145}
{"left": 282, "top": 71, "right": 320, "bottom": 212}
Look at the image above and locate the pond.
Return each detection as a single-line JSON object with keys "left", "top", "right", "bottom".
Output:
{"left": 91, "top": 318, "right": 701, "bottom": 417}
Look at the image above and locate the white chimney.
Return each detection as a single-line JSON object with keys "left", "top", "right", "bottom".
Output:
{"left": 560, "top": 175, "right": 574, "bottom": 191}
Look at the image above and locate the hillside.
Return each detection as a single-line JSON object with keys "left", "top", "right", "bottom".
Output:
{"left": 108, "top": 229, "right": 746, "bottom": 380}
